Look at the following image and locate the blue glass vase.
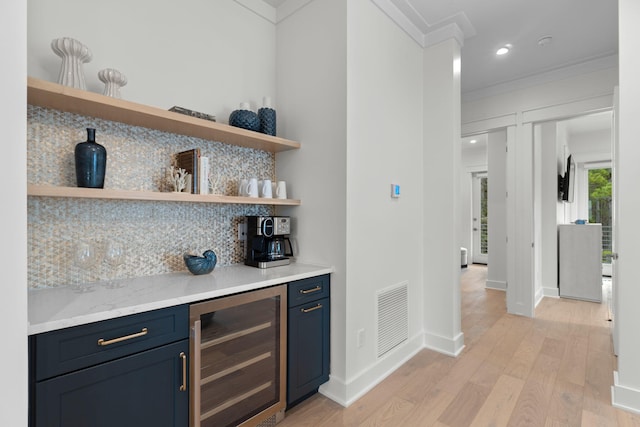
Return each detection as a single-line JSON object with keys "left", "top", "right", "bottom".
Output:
{"left": 229, "top": 102, "right": 260, "bottom": 132}
{"left": 75, "top": 128, "right": 106, "bottom": 188}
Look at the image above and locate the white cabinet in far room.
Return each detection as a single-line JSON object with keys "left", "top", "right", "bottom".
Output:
{"left": 558, "top": 224, "right": 603, "bottom": 302}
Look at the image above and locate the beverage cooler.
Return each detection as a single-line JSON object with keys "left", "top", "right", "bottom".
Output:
{"left": 189, "top": 285, "right": 287, "bottom": 427}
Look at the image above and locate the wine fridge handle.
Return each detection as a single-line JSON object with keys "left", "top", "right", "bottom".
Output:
{"left": 192, "top": 320, "right": 201, "bottom": 427}
{"left": 179, "top": 352, "right": 187, "bottom": 391}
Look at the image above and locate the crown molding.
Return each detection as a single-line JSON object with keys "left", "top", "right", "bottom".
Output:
{"left": 234, "top": 0, "right": 313, "bottom": 24}
{"left": 424, "top": 23, "right": 464, "bottom": 48}
{"left": 234, "top": 0, "right": 277, "bottom": 23}
{"left": 275, "top": 0, "right": 313, "bottom": 23}
{"left": 370, "top": 0, "right": 425, "bottom": 46}
{"left": 371, "top": 0, "right": 468, "bottom": 48}
{"left": 462, "top": 53, "right": 619, "bottom": 103}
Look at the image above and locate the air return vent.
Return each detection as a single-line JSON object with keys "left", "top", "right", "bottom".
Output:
{"left": 377, "top": 282, "right": 408, "bottom": 358}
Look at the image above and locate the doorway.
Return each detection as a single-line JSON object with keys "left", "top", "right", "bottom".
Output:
{"left": 472, "top": 172, "right": 488, "bottom": 264}
{"left": 585, "top": 164, "right": 612, "bottom": 275}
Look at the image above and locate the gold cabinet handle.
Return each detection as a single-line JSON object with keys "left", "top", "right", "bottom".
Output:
{"left": 179, "top": 352, "right": 187, "bottom": 392}
{"left": 97, "top": 327, "right": 148, "bottom": 346}
{"left": 299, "top": 286, "right": 322, "bottom": 295}
{"left": 301, "top": 304, "right": 322, "bottom": 313}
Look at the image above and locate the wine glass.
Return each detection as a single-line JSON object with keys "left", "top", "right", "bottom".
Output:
{"left": 104, "top": 241, "right": 126, "bottom": 287}
{"left": 72, "top": 240, "right": 98, "bottom": 292}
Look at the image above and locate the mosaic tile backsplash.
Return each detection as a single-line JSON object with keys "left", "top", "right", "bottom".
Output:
{"left": 27, "top": 106, "right": 275, "bottom": 288}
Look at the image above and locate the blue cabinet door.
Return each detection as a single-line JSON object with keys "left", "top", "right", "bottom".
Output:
{"left": 35, "top": 339, "right": 188, "bottom": 427}
{"left": 287, "top": 296, "right": 330, "bottom": 408}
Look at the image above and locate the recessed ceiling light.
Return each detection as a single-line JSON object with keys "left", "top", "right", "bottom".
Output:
{"left": 469, "top": 139, "right": 477, "bottom": 144}
{"left": 496, "top": 45, "right": 511, "bottom": 56}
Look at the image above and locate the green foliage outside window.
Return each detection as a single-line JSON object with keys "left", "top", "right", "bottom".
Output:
{"left": 588, "top": 168, "right": 612, "bottom": 262}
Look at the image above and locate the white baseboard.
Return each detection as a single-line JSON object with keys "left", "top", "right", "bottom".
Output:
{"left": 320, "top": 330, "right": 466, "bottom": 407}
{"left": 542, "top": 286, "right": 560, "bottom": 298}
{"left": 486, "top": 280, "right": 506, "bottom": 291}
{"left": 612, "top": 371, "right": 640, "bottom": 415}
{"left": 535, "top": 287, "right": 544, "bottom": 307}
{"left": 424, "top": 330, "right": 465, "bottom": 357}
{"left": 318, "top": 376, "right": 347, "bottom": 407}
{"left": 319, "top": 333, "right": 424, "bottom": 407}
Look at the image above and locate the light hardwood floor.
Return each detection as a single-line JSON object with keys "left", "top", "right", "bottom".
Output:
{"left": 279, "top": 265, "right": 640, "bottom": 426}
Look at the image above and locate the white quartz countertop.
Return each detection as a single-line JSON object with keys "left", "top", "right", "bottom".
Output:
{"left": 28, "top": 262, "right": 333, "bottom": 335}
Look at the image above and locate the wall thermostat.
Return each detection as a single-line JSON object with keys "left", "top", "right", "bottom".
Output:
{"left": 390, "top": 184, "right": 400, "bottom": 198}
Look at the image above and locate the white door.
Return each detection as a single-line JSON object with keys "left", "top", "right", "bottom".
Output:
{"left": 612, "top": 87, "right": 619, "bottom": 355}
{"left": 472, "top": 172, "right": 488, "bottom": 264}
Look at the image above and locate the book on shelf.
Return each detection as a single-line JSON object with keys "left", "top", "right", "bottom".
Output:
{"left": 175, "top": 148, "right": 200, "bottom": 194}
{"left": 199, "top": 156, "right": 209, "bottom": 195}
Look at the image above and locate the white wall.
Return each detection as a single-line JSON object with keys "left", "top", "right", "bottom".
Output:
{"left": 1, "top": 0, "right": 28, "bottom": 424}
{"left": 274, "top": 0, "right": 349, "bottom": 400}
{"left": 537, "top": 122, "right": 560, "bottom": 297}
{"left": 28, "top": 0, "right": 277, "bottom": 122}
{"left": 345, "top": 0, "right": 425, "bottom": 398}
{"left": 486, "top": 130, "right": 507, "bottom": 290}
{"left": 613, "top": 0, "right": 640, "bottom": 413}
{"left": 568, "top": 129, "right": 612, "bottom": 163}
{"left": 423, "top": 38, "right": 464, "bottom": 355}
{"left": 277, "top": 0, "right": 427, "bottom": 406}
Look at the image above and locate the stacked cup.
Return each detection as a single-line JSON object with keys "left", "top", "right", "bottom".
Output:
{"left": 275, "top": 181, "right": 287, "bottom": 199}
{"left": 246, "top": 178, "right": 259, "bottom": 197}
{"left": 259, "top": 179, "right": 272, "bottom": 198}
{"left": 239, "top": 178, "right": 259, "bottom": 197}
{"left": 239, "top": 178, "right": 286, "bottom": 199}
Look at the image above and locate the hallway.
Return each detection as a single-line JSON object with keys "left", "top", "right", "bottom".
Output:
{"left": 279, "top": 265, "right": 640, "bottom": 426}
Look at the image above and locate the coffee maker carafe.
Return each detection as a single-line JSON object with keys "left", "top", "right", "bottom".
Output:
{"left": 244, "top": 216, "right": 293, "bottom": 268}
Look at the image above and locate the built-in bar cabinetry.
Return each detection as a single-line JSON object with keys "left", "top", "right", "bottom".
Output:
{"left": 287, "top": 275, "right": 330, "bottom": 408}
{"left": 29, "top": 306, "right": 189, "bottom": 427}
{"left": 28, "top": 268, "right": 333, "bottom": 426}
{"left": 26, "top": 77, "right": 301, "bottom": 206}
{"left": 189, "top": 285, "right": 287, "bottom": 427}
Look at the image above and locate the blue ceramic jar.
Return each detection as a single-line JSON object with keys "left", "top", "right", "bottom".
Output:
{"left": 229, "top": 102, "right": 260, "bottom": 132}
{"left": 258, "top": 96, "right": 276, "bottom": 136}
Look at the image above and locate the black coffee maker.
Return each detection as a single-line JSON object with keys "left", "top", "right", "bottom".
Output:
{"left": 244, "top": 216, "right": 293, "bottom": 268}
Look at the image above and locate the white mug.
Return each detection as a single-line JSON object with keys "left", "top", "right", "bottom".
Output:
{"left": 246, "top": 178, "right": 259, "bottom": 198}
{"left": 260, "top": 179, "right": 272, "bottom": 198}
{"left": 238, "top": 179, "right": 248, "bottom": 196}
{"left": 276, "top": 181, "right": 287, "bottom": 199}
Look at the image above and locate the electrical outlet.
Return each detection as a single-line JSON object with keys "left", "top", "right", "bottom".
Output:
{"left": 356, "top": 329, "right": 365, "bottom": 348}
{"left": 237, "top": 223, "right": 246, "bottom": 241}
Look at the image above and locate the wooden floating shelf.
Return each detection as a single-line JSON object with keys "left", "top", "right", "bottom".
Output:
{"left": 27, "top": 77, "right": 300, "bottom": 153}
{"left": 27, "top": 184, "right": 301, "bottom": 206}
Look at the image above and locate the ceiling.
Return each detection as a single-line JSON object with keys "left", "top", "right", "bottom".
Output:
{"left": 393, "top": 0, "right": 618, "bottom": 96}
{"left": 262, "top": 0, "right": 617, "bottom": 144}
{"left": 262, "top": 0, "right": 618, "bottom": 97}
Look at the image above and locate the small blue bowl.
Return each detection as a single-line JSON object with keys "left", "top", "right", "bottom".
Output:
{"left": 183, "top": 250, "right": 217, "bottom": 275}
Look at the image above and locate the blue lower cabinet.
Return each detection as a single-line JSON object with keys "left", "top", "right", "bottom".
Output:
{"left": 287, "top": 275, "right": 330, "bottom": 408}
{"left": 35, "top": 340, "right": 188, "bottom": 427}
{"left": 30, "top": 306, "right": 189, "bottom": 427}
